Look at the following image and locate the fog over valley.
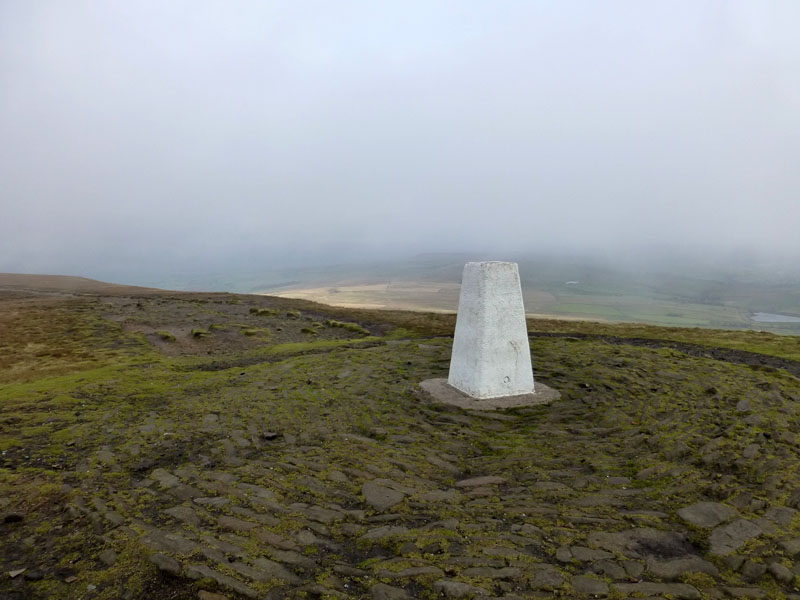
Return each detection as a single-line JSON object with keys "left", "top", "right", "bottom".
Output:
{"left": 1, "top": 1, "right": 799, "bottom": 289}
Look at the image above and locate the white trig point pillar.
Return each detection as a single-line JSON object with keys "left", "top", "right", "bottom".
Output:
{"left": 448, "top": 261, "right": 535, "bottom": 398}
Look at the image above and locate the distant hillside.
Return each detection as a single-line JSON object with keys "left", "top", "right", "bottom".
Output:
{"left": 259, "top": 254, "right": 800, "bottom": 334}
{"left": 0, "top": 273, "right": 163, "bottom": 295}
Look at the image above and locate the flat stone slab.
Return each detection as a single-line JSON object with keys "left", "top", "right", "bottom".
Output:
{"left": 455, "top": 476, "right": 507, "bottom": 488}
{"left": 362, "top": 480, "right": 408, "bottom": 511}
{"left": 678, "top": 501, "right": 737, "bottom": 528}
{"left": 709, "top": 519, "right": 762, "bottom": 555}
{"left": 420, "top": 378, "right": 559, "bottom": 410}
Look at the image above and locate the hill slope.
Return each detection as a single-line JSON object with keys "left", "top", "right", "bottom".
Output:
{"left": 0, "top": 273, "right": 162, "bottom": 295}
{"left": 2, "top": 282, "right": 800, "bottom": 599}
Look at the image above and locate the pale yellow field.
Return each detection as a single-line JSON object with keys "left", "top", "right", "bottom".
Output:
{"left": 263, "top": 282, "right": 591, "bottom": 320}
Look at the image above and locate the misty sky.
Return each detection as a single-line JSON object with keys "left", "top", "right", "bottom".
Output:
{"left": 1, "top": 1, "right": 799, "bottom": 281}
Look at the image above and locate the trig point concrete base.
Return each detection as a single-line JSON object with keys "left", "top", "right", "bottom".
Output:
{"left": 421, "top": 261, "right": 559, "bottom": 410}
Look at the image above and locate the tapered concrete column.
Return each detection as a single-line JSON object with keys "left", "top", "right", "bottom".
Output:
{"left": 448, "top": 261, "right": 535, "bottom": 399}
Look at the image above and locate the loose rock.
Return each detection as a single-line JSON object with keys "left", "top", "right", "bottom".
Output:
{"left": 433, "top": 580, "right": 489, "bottom": 598}
{"left": 768, "top": 562, "right": 794, "bottom": 584}
{"left": 370, "top": 583, "right": 413, "bottom": 600}
{"left": 647, "top": 556, "right": 719, "bottom": 580}
{"left": 455, "top": 476, "right": 507, "bottom": 488}
{"left": 709, "top": 519, "right": 762, "bottom": 555}
{"left": 98, "top": 549, "right": 118, "bottom": 566}
{"left": 572, "top": 575, "right": 609, "bottom": 597}
{"left": 362, "top": 481, "right": 406, "bottom": 511}
{"left": 677, "top": 501, "right": 737, "bottom": 528}
{"left": 148, "top": 553, "right": 181, "bottom": 577}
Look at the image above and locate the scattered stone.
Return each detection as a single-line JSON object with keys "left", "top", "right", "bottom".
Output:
{"left": 722, "top": 555, "right": 746, "bottom": 571}
{"left": 148, "top": 553, "right": 181, "bottom": 577}
{"left": 378, "top": 566, "right": 444, "bottom": 579}
{"left": 455, "top": 476, "right": 507, "bottom": 488}
{"left": 362, "top": 481, "right": 406, "bottom": 511}
{"left": 334, "top": 564, "right": 368, "bottom": 577}
{"left": 168, "top": 484, "right": 204, "bottom": 501}
{"left": 300, "top": 505, "right": 342, "bottom": 524}
{"left": 295, "top": 529, "right": 318, "bottom": 546}
{"left": 185, "top": 564, "right": 258, "bottom": 599}
{"left": 97, "top": 449, "right": 115, "bottom": 464}
{"left": 647, "top": 556, "right": 719, "bottom": 580}
{"left": 572, "top": 575, "right": 609, "bottom": 597}
{"left": 254, "top": 529, "right": 300, "bottom": 551}
{"left": 780, "top": 537, "right": 800, "bottom": 555}
{"left": 433, "top": 580, "right": 489, "bottom": 598}
{"left": 98, "top": 549, "right": 118, "bottom": 566}
{"left": 613, "top": 582, "right": 700, "bottom": 599}
{"left": 518, "top": 523, "right": 543, "bottom": 536}
{"left": 8, "top": 568, "right": 26, "bottom": 578}
{"left": 744, "top": 414, "right": 762, "bottom": 427}
{"left": 328, "top": 470, "right": 349, "bottom": 483}
{"left": 741, "top": 560, "right": 766, "bottom": 581}
{"left": 360, "top": 525, "right": 409, "bottom": 541}
{"left": 765, "top": 506, "right": 796, "bottom": 526}
{"left": 786, "top": 489, "right": 800, "bottom": 509}
{"left": 141, "top": 530, "right": 199, "bottom": 555}
{"left": 198, "top": 591, "right": 229, "bottom": 600}
{"left": 206, "top": 471, "right": 237, "bottom": 484}
{"left": 664, "top": 441, "right": 692, "bottom": 461}
{"left": 370, "top": 583, "right": 413, "bottom": 600}
{"left": 103, "top": 510, "right": 125, "bottom": 526}
{"left": 295, "top": 584, "right": 349, "bottom": 599}
{"left": 677, "top": 502, "right": 737, "bottom": 528}
{"left": 461, "top": 567, "right": 521, "bottom": 580}
{"left": 238, "top": 483, "right": 276, "bottom": 499}
{"left": 555, "top": 546, "right": 572, "bottom": 562}
{"left": 194, "top": 497, "right": 230, "bottom": 508}
{"left": 420, "top": 489, "right": 458, "bottom": 502}
{"left": 398, "top": 542, "right": 418, "bottom": 555}
{"left": 264, "top": 548, "right": 316, "bottom": 569}
{"left": 571, "top": 546, "right": 613, "bottom": 561}
{"left": 245, "top": 557, "right": 301, "bottom": 584}
{"left": 151, "top": 468, "right": 180, "bottom": 489}
{"left": 768, "top": 561, "right": 794, "bottom": 584}
{"left": 742, "top": 444, "right": 760, "bottom": 459}
{"left": 218, "top": 515, "right": 258, "bottom": 532}
{"left": 622, "top": 560, "right": 644, "bottom": 578}
{"left": 709, "top": 519, "right": 762, "bottom": 555}
{"left": 530, "top": 568, "right": 563, "bottom": 589}
{"left": 426, "top": 454, "right": 460, "bottom": 474}
{"left": 736, "top": 399, "right": 751, "bottom": 412}
{"left": 199, "top": 534, "right": 243, "bottom": 556}
{"left": 723, "top": 587, "right": 768, "bottom": 599}
{"left": 531, "top": 480, "right": 572, "bottom": 492}
{"left": 164, "top": 505, "right": 201, "bottom": 526}
{"left": 591, "top": 559, "right": 627, "bottom": 580}
{"left": 482, "top": 546, "right": 519, "bottom": 559}
{"left": 425, "top": 518, "right": 459, "bottom": 531}
{"left": 588, "top": 527, "right": 694, "bottom": 559}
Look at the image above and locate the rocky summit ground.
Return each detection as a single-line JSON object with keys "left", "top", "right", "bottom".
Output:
{"left": 3, "top": 279, "right": 800, "bottom": 599}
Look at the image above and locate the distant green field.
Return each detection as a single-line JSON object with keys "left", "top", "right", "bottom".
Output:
{"left": 254, "top": 253, "right": 800, "bottom": 335}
